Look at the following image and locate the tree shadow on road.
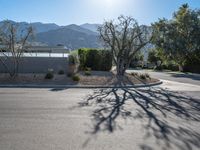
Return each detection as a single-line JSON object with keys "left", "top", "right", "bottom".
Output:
{"left": 79, "top": 87, "right": 200, "bottom": 150}
{"left": 167, "top": 72, "right": 200, "bottom": 81}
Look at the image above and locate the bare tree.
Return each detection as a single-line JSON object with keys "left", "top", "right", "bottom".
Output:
{"left": 98, "top": 16, "right": 151, "bottom": 76}
{"left": 0, "top": 21, "right": 33, "bottom": 77}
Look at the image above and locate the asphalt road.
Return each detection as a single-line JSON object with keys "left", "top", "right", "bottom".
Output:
{"left": 127, "top": 69, "right": 200, "bottom": 86}
{"left": 0, "top": 81, "right": 200, "bottom": 150}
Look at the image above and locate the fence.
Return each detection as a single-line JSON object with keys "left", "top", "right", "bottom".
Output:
{"left": 0, "top": 52, "right": 69, "bottom": 58}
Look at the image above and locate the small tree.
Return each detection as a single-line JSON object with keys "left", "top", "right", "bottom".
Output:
{"left": 0, "top": 21, "right": 33, "bottom": 77}
{"left": 98, "top": 15, "right": 151, "bottom": 76}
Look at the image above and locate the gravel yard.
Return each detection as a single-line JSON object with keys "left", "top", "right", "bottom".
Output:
{"left": 0, "top": 71, "right": 159, "bottom": 85}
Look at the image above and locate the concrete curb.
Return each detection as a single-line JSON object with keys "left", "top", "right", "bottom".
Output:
{"left": 0, "top": 81, "right": 162, "bottom": 89}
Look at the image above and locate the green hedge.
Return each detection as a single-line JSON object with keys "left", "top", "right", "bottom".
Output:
{"left": 78, "top": 48, "right": 112, "bottom": 71}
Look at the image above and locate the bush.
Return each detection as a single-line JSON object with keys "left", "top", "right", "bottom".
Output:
{"left": 100, "top": 50, "right": 113, "bottom": 71}
{"left": 165, "top": 62, "right": 179, "bottom": 71}
{"left": 58, "top": 70, "right": 64, "bottom": 75}
{"left": 78, "top": 48, "right": 88, "bottom": 69}
{"left": 153, "top": 61, "right": 179, "bottom": 71}
{"left": 139, "top": 73, "right": 150, "bottom": 80}
{"left": 85, "top": 67, "right": 91, "bottom": 71}
{"left": 72, "top": 75, "right": 80, "bottom": 81}
{"left": 85, "top": 71, "right": 91, "bottom": 76}
{"left": 144, "top": 73, "right": 150, "bottom": 79}
{"left": 45, "top": 72, "right": 54, "bottom": 79}
{"left": 139, "top": 74, "right": 146, "bottom": 80}
{"left": 131, "top": 72, "right": 138, "bottom": 76}
{"left": 78, "top": 48, "right": 112, "bottom": 71}
{"left": 85, "top": 49, "right": 101, "bottom": 70}
{"left": 154, "top": 65, "right": 163, "bottom": 71}
{"left": 45, "top": 69, "right": 54, "bottom": 79}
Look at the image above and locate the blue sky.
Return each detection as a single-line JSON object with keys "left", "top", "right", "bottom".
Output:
{"left": 0, "top": 0, "right": 199, "bottom": 25}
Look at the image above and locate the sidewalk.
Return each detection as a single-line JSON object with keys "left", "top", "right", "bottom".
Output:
{"left": 159, "top": 79, "right": 200, "bottom": 91}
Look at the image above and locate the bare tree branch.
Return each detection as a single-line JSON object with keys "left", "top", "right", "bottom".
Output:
{"left": 99, "top": 16, "right": 150, "bottom": 76}
{"left": 0, "top": 21, "right": 34, "bottom": 77}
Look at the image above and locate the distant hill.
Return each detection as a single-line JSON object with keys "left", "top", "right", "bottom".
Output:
{"left": 0, "top": 20, "right": 60, "bottom": 34}
{"left": 30, "top": 22, "right": 60, "bottom": 33}
{"left": 35, "top": 25, "right": 101, "bottom": 49}
{"left": 80, "top": 23, "right": 101, "bottom": 33}
{"left": 64, "top": 24, "right": 98, "bottom": 35}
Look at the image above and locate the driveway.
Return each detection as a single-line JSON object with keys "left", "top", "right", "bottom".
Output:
{"left": 0, "top": 82, "right": 200, "bottom": 150}
{"left": 127, "top": 69, "right": 200, "bottom": 86}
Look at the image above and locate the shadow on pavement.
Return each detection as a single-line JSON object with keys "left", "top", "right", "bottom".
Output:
{"left": 168, "top": 72, "right": 200, "bottom": 81}
{"left": 50, "top": 88, "right": 68, "bottom": 91}
{"left": 79, "top": 87, "right": 200, "bottom": 150}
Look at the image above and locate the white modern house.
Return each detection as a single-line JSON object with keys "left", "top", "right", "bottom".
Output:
{"left": 0, "top": 45, "right": 70, "bottom": 73}
{"left": 25, "top": 45, "right": 70, "bottom": 53}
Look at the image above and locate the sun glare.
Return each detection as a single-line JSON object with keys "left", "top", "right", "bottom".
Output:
{"left": 104, "top": 0, "right": 113, "bottom": 6}
{"left": 88, "top": 0, "right": 119, "bottom": 9}
{"left": 85, "top": 0, "right": 131, "bottom": 20}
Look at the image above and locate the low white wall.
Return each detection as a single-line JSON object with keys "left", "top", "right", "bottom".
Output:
{"left": 0, "top": 57, "right": 68, "bottom": 74}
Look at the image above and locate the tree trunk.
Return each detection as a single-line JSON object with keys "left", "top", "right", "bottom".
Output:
{"left": 116, "top": 58, "right": 128, "bottom": 76}
{"left": 116, "top": 62, "right": 123, "bottom": 76}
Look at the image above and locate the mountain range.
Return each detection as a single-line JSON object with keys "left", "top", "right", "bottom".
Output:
{"left": 0, "top": 20, "right": 101, "bottom": 49}
{"left": 0, "top": 20, "right": 152, "bottom": 54}
{"left": 36, "top": 24, "right": 101, "bottom": 49}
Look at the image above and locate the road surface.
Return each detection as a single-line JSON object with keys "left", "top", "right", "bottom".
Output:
{"left": 127, "top": 69, "right": 200, "bottom": 86}
{"left": 0, "top": 81, "right": 200, "bottom": 150}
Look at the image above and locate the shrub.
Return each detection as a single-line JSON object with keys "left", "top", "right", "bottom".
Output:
{"left": 139, "top": 74, "right": 147, "bottom": 80}
{"left": 85, "top": 67, "right": 91, "bottom": 71}
{"left": 85, "top": 71, "right": 91, "bottom": 76}
{"left": 86, "top": 49, "right": 101, "bottom": 70}
{"left": 58, "top": 70, "right": 64, "bottom": 75}
{"left": 154, "top": 65, "right": 163, "bottom": 71}
{"left": 72, "top": 75, "right": 80, "bottom": 81}
{"left": 161, "top": 64, "right": 168, "bottom": 70}
{"left": 167, "top": 63, "right": 179, "bottom": 71}
{"left": 78, "top": 48, "right": 112, "bottom": 71}
{"left": 131, "top": 72, "right": 138, "bottom": 76}
{"left": 100, "top": 50, "right": 113, "bottom": 71}
{"left": 45, "top": 72, "right": 54, "bottom": 79}
{"left": 144, "top": 73, "right": 150, "bottom": 79}
{"left": 78, "top": 48, "right": 88, "bottom": 69}
{"left": 139, "top": 73, "right": 151, "bottom": 80}
{"left": 45, "top": 69, "right": 54, "bottom": 79}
